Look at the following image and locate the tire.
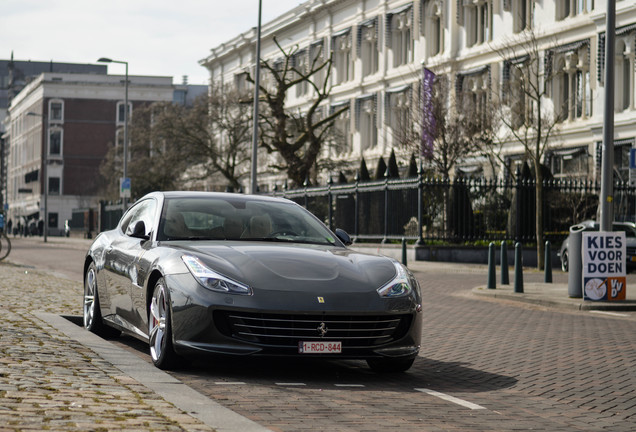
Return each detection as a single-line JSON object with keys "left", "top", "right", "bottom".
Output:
{"left": 561, "top": 250, "right": 569, "bottom": 272}
{"left": 149, "top": 278, "right": 178, "bottom": 370}
{"left": 83, "top": 262, "right": 119, "bottom": 337}
{"left": 0, "top": 233, "right": 11, "bottom": 261}
{"left": 366, "top": 357, "right": 415, "bottom": 373}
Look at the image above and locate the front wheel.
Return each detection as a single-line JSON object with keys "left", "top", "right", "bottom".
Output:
{"left": 149, "top": 278, "right": 178, "bottom": 370}
{"left": 561, "top": 250, "right": 569, "bottom": 272}
{"left": 83, "top": 262, "right": 119, "bottom": 337}
{"left": 367, "top": 357, "right": 415, "bottom": 373}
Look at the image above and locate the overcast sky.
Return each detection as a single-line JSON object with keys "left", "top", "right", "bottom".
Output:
{"left": 2, "top": 0, "right": 304, "bottom": 85}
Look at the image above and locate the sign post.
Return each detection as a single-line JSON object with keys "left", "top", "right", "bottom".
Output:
{"left": 582, "top": 232, "right": 626, "bottom": 301}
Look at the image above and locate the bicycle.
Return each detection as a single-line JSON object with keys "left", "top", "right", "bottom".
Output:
{"left": 0, "top": 230, "right": 11, "bottom": 261}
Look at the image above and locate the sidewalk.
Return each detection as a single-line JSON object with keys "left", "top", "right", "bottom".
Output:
{"left": 404, "top": 260, "right": 636, "bottom": 313}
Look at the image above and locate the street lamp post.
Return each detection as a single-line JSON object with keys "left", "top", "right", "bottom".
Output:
{"left": 251, "top": 0, "right": 262, "bottom": 195}
{"left": 26, "top": 111, "right": 48, "bottom": 242}
{"left": 98, "top": 57, "right": 129, "bottom": 205}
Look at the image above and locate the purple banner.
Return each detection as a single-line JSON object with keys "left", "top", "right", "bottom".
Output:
{"left": 421, "top": 67, "right": 436, "bottom": 159}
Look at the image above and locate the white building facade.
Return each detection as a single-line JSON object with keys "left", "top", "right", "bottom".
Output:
{"left": 201, "top": 0, "right": 636, "bottom": 189}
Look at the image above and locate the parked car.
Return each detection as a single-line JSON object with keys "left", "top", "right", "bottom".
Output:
{"left": 83, "top": 191, "right": 423, "bottom": 372}
{"left": 559, "top": 220, "right": 636, "bottom": 272}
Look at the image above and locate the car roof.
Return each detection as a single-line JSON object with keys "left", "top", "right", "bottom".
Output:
{"left": 144, "top": 191, "right": 295, "bottom": 205}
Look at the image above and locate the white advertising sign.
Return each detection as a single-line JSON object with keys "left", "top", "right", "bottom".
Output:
{"left": 582, "top": 232, "right": 627, "bottom": 301}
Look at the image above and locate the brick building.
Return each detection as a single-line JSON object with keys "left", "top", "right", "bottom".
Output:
{"left": 5, "top": 72, "right": 175, "bottom": 235}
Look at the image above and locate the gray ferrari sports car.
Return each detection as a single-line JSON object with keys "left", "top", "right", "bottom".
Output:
{"left": 83, "top": 191, "right": 423, "bottom": 372}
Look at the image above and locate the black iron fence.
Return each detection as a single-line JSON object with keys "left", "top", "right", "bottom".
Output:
{"left": 271, "top": 176, "right": 636, "bottom": 245}
{"left": 96, "top": 176, "right": 636, "bottom": 246}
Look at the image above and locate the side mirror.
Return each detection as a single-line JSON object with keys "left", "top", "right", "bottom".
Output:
{"left": 335, "top": 228, "right": 352, "bottom": 246}
{"left": 126, "top": 220, "right": 150, "bottom": 240}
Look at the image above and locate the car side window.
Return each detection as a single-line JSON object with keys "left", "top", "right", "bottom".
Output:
{"left": 120, "top": 199, "right": 157, "bottom": 235}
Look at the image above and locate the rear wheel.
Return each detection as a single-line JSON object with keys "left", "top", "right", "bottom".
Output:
{"left": 149, "top": 278, "right": 178, "bottom": 370}
{"left": 367, "top": 357, "right": 415, "bottom": 373}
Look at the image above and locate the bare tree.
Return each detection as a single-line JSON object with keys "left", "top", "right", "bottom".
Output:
{"left": 247, "top": 38, "right": 349, "bottom": 187}
{"left": 488, "top": 30, "right": 563, "bottom": 269}
{"left": 152, "top": 91, "right": 252, "bottom": 191}
{"left": 99, "top": 91, "right": 253, "bottom": 198}
{"left": 396, "top": 72, "right": 493, "bottom": 179}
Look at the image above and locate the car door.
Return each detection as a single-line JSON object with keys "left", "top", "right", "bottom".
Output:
{"left": 103, "top": 198, "right": 157, "bottom": 334}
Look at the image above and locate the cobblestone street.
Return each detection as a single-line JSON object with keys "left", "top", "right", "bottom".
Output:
{"left": 0, "top": 264, "right": 215, "bottom": 431}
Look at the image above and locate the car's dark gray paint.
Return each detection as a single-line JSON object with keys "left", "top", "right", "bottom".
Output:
{"left": 84, "top": 191, "right": 422, "bottom": 370}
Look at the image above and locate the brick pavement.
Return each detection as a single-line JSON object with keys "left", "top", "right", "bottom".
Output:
{"left": 0, "top": 263, "right": 219, "bottom": 431}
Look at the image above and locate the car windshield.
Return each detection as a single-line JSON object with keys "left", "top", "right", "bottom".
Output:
{"left": 157, "top": 196, "right": 338, "bottom": 245}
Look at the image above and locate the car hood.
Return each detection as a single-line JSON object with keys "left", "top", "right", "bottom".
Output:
{"left": 168, "top": 242, "right": 398, "bottom": 292}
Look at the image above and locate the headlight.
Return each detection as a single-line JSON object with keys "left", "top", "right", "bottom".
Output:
{"left": 377, "top": 262, "right": 417, "bottom": 298}
{"left": 182, "top": 255, "right": 252, "bottom": 295}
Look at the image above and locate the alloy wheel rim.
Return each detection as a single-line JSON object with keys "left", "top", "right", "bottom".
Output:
{"left": 149, "top": 282, "right": 167, "bottom": 361}
{"left": 83, "top": 267, "right": 96, "bottom": 328}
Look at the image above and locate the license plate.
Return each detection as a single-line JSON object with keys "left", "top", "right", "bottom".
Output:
{"left": 299, "top": 341, "right": 342, "bottom": 354}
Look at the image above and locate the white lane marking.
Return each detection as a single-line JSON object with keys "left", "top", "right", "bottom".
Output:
{"left": 215, "top": 382, "right": 246, "bottom": 385}
{"left": 334, "top": 384, "right": 365, "bottom": 388}
{"left": 415, "top": 388, "right": 486, "bottom": 410}
{"left": 589, "top": 310, "right": 629, "bottom": 318}
{"left": 276, "top": 383, "right": 307, "bottom": 386}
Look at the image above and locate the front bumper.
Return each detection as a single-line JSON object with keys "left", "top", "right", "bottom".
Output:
{"left": 165, "top": 273, "right": 423, "bottom": 360}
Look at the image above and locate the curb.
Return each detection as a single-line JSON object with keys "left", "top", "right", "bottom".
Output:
{"left": 36, "top": 312, "right": 272, "bottom": 432}
{"left": 472, "top": 285, "right": 636, "bottom": 312}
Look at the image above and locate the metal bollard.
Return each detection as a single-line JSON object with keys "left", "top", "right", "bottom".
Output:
{"left": 487, "top": 242, "right": 496, "bottom": 289}
{"left": 500, "top": 242, "right": 509, "bottom": 285}
{"left": 514, "top": 242, "right": 524, "bottom": 293}
{"left": 401, "top": 237, "right": 407, "bottom": 266}
{"left": 567, "top": 224, "right": 585, "bottom": 298}
{"left": 544, "top": 241, "right": 552, "bottom": 283}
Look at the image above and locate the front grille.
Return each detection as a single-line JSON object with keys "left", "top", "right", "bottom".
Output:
{"left": 214, "top": 311, "right": 412, "bottom": 348}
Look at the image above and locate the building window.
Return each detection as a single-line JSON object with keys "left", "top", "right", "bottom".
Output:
{"left": 48, "top": 177, "right": 60, "bottom": 195}
{"left": 615, "top": 38, "right": 634, "bottom": 112}
{"left": 310, "top": 40, "right": 326, "bottom": 90}
{"left": 333, "top": 30, "right": 352, "bottom": 84}
{"left": 512, "top": 0, "right": 532, "bottom": 33}
{"left": 464, "top": 0, "right": 492, "bottom": 47}
{"left": 48, "top": 128, "right": 62, "bottom": 157}
{"left": 293, "top": 50, "right": 309, "bottom": 97}
{"left": 49, "top": 100, "right": 64, "bottom": 123}
{"left": 117, "top": 101, "right": 132, "bottom": 124}
{"left": 550, "top": 43, "right": 591, "bottom": 122}
{"left": 331, "top": 102, "right": 352, "bottom": 154}
{"left": 234, "top": 72, "right": 250, "bottom": 93}
{"left": 389, "top": 9, "right": 413, "bottom": 67}
{"left": 457, "top": 68, "right": 490, "bottom": 127}
{"left": 359, "top": 18, "right": 379, "bottom": 77}
{"left": 556, "top": 0, "right": 591, "bottom": 20}
{"left": 509, "top": 65, "right": 527, "bottom": 129}
{"left": 426, "top": 2, "right": 444, "bottom": 57}
{"left": 549, "top": 148, "right": 588, "bottom": 179}
{"left": 385, "top": 86, "right": 412, "bottom": 146}
{"left": 356, "top": 94, "right": 377, "bottom": 151}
